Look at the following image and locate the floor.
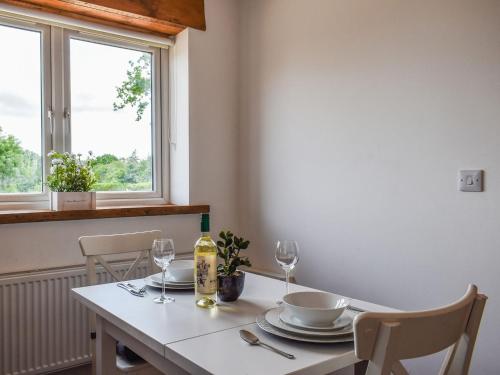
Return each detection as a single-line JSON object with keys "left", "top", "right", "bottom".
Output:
{"left": 48, "top": 362, "right": 356, "bottom": 374}
{"left": 51, "top": 364, "right": 91, "bottom": 375}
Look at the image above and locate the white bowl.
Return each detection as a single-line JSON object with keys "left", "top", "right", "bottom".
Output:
{"left": 166, "top": 260, "right": 194, "bottom": 282}
{"left": 282, "top": 291, "right": 350, "bottom": 327}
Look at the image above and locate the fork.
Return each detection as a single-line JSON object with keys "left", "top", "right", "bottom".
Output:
{"left": 126, "top": 282, "right": 147, "bottom": 295}
{"left": 126, "top": 282, "right": 146, "bottom": 294}
{"left": 137, "top": 285, "right": 147, "bottom": 294}
{"left": 117, "top": 283, "right": 145, "bottom": 297}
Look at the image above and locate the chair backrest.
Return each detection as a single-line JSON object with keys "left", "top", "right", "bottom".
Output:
{"left": 79, "top": 230, "right": 161, "bottom": 285}
{"left": 79, "top": 230, "right": 161, "bottom": 375}
{"left": 354, "top": 285, "right": 487, "bottom": 375}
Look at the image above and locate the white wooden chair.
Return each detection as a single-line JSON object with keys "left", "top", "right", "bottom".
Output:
{"left": 79, "top": 230, "right": 162, "bottom": 375}
{"left": 353, "top": 284, "right": 487, "bottom": 375}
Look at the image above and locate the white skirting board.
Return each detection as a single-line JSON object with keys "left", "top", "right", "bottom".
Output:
{"left": 0, "top": 261, "right": 149, "bottom": 375}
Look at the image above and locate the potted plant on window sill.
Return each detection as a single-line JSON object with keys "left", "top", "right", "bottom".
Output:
{"left": 216, "top": 230, "right": 251, "bottom": 302}
{"left": 47, "top": 151, "right": 97, "bottom": 211}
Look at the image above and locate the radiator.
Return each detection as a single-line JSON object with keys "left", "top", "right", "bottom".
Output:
{"left": 0, "top": 262, "right": 149, "bottom": 375}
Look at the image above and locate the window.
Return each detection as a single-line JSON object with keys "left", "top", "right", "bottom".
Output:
{"left": 0, "top": 21, "right": 46, "bottom": 197}
{"left": 0, "top": 16, "right": 168, "bottom": 209}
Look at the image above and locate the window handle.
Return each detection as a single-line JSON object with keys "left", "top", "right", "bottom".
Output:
{"left": 48, "top": 107, "right": 55, "bottom": 149}
{"left": 64, "top": 108, "right": 71, "bottom": 136}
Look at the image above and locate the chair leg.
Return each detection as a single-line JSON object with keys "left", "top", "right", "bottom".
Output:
{"left": 90, "top": 338, "right": 96, "bottom": 375}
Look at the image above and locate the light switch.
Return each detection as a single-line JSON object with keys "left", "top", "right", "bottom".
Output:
{"left": 458, "top": 170, "right": 483, "bottom": 192}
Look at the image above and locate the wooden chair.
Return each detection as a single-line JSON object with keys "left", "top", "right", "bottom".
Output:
{"left": 353, "top": 285, "right": 487, "bottom": 375}
{"left": 79, "top": 230, "right": 162, "bottom": 375}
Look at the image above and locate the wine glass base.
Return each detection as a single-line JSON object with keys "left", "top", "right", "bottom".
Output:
{"left": 153, "top": 296, "right": 175, "bottom": 304}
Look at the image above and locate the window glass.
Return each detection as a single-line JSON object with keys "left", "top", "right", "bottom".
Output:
{"left": 70, "top": 38, "right": 153, "bottom": 192}
{"left": 0, "top": 24, "right": 43, "bottom": 193}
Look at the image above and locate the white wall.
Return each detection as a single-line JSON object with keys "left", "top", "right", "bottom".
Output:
{"left": 239, "top": 0, "right": 500, "bottom": 373}
{"left": 0, "top": 0, "right": 240, "bottom": 274}
{"left": 188, "top": 0, "right": 240, "bottom": 222}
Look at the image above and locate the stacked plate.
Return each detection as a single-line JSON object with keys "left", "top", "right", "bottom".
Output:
{"left": 256, "top": 307, "right": 356, "bottom": 343}
{"left": 144, "top": 260, "right": 194, "bottom": 290}
{"left": 144, "top": 273, "right": 194, "bottom": 290}
{"left": 256, "top": 291, "right": 357, "bottom": 343}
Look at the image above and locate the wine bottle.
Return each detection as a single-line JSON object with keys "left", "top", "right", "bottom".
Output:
{"left": 194, "top": 213, "right": 217, "bottom": 308}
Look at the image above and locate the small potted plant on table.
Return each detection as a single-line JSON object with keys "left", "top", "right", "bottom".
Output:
{"left": 47, "top": 151, "right": 97, "bottom": 211}
{"left": 216, "top": 231, "right": 251, "bottom": 302}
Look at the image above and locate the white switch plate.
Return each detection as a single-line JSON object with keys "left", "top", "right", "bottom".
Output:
{"left": 458, "top": 170, "right": 483, "bottom": 192}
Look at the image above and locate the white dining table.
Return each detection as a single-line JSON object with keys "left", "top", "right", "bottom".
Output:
{"left": 71, "top": 273, "right": 396, "bottom": 375}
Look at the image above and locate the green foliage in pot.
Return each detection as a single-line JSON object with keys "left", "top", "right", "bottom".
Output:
{"left": 216, "top": 231, "right": 251, "bottom": 277}
{"left": 46, "top": 151, "right": 96, "bottom": 192}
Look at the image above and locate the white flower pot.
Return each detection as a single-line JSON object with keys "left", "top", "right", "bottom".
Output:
{"left": 51, "top": 192, "right": 96, "bottom": 211}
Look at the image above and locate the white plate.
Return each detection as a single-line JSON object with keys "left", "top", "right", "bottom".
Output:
{"left": 144, "top": 276, "right": 194, "bottom": 290}
{"left": 265, "top": 308, "right": 353, "bottom": 337}
{"left": 256, "top": 313, "right": 353, "bottom": 344}
{"left": 151, "top": 272, "right": 193, "bottom": 284}
{"left": 151, "top": 279, "right": 194, "bottom": 287}
{"left": 279, "top": 309, "right": 353, "bottom": 331}
{"left": 150, "top": 278, "right": 194, "bottom": 287}
{"left": 145, "top": 277, "right": 193, "bottom": 290}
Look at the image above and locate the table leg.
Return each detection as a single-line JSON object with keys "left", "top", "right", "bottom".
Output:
{"left": 96, "top": 315, "right": 117, "bottom": 375}
{"left": 354, "top": 360, "right": 368, "bottom": 375}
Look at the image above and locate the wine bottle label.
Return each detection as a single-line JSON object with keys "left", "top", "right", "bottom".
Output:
{"left": 195, "top": 255, "right": 217, "bottom": 294}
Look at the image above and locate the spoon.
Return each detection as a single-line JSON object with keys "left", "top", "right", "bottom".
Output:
{"left": 239, "top": 330, "right": 295, "bottom": 359}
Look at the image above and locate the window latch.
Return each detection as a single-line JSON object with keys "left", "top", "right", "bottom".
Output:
{"left": 64, "top": 108, "right": 71, "bottom": 136}
{"left": 48, "top": 107, "right": 55, "bottom": 149}
{"left": 47, "top": 107, "right": 54, "bottom": 131}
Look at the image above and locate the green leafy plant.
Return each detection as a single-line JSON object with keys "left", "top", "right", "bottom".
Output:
{"left": 46, "top": 151, "right": 96, "bottom": 192}
{"left": 216, "top": 231, "right": 251, "bottom": 276}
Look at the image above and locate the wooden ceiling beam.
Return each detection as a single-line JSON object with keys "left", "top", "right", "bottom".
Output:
{"left": 0, "top": 0, "right": 205, "bottom": 36}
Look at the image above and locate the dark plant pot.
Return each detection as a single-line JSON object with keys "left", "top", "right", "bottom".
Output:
{"left": 217, "top": 271, "right": 245, "bottom": 302}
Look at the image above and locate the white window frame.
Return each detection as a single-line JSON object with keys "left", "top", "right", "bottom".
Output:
{"left": 0, "top": 17, "right": 51, "bottom": 210}
{"left": 0, "top": 15, "right": 169, "bottom": 210}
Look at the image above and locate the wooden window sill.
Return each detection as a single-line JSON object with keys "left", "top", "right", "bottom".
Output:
{"left": 0, "top": 204, "right": 209, "bottom": 225}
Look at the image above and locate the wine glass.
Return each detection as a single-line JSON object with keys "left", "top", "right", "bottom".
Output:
{"left": 275, "top": 240, "right": 299, "bottom": 299}
{"left": 152, "top": 238, "right": 175, "bottom": 304}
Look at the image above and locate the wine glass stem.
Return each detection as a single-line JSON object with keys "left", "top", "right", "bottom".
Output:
{"left": 285, "top": 270, "right": 290, "bottom": 295}
{"left": 161, "top": 267, "right": 166, "bottom": 300}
